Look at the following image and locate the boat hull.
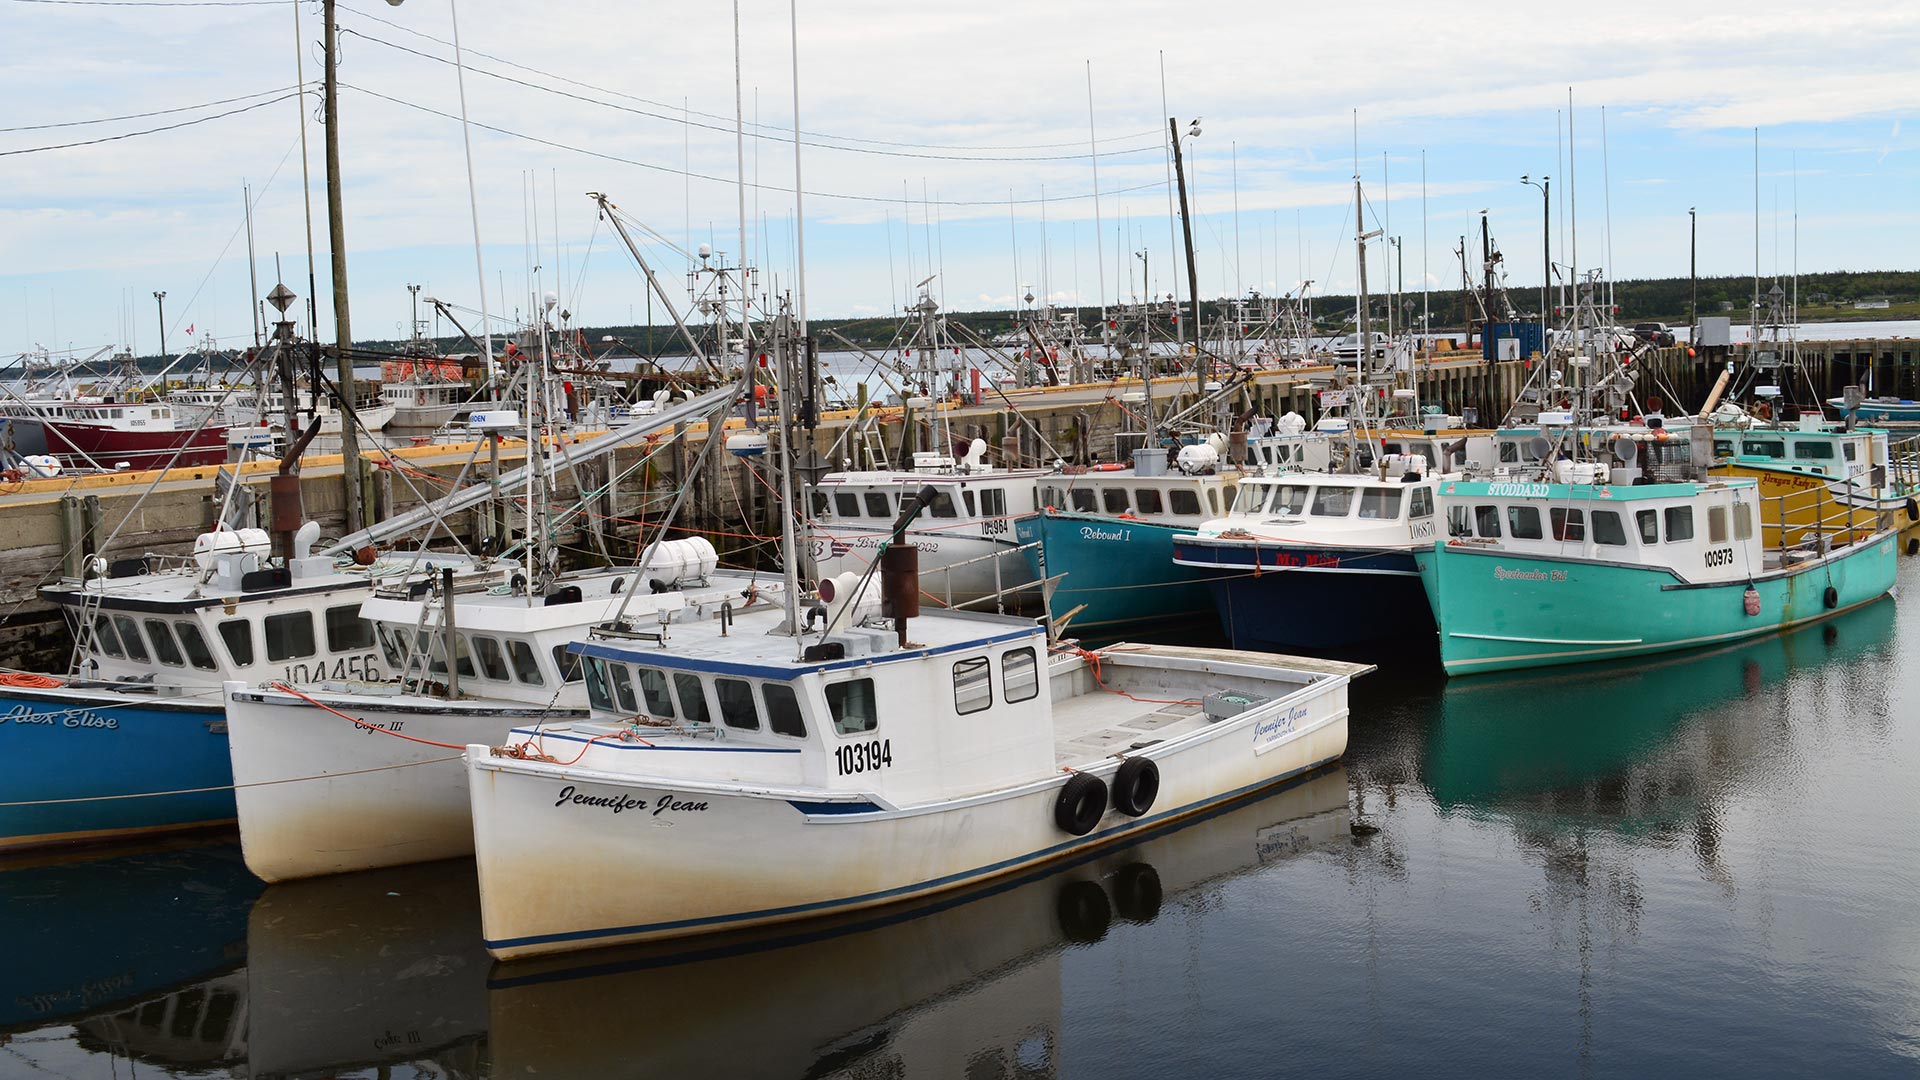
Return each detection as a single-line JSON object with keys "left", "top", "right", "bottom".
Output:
{"left": 0, "top": 687, "right": 232, "bottom": 851}
{"left": 465, "top": 679, "right": 1351, "bottom": 960}
{"left": 224, "top": 686, "right": 585, "bottom": 882}
{"left": 386, "top": 401, "right": 463, "bottom": 429}
{"left": 1171, "top": 538, "right": 1431, "bottom": 650}
{"left": 39, "top": 420, "right": 230, "bottom": 468}
{"left": 1416, "top": 533, "right": 1900, "bottom": 676}
{"left": 1013, "top": 512, "right": 1213, "bottom": 635}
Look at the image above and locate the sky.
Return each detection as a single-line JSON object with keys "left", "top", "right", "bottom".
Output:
{"left": 2, "top": 0, "right": 1916, "bottom": 361}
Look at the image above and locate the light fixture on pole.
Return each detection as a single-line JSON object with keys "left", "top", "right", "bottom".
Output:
{"left": 1521, "top": 174, "right": 1550, "bottom": 350}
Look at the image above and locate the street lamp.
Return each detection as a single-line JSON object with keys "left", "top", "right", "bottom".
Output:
{"left": 152, "top": 291, "right": 167, "bottom": 367}
{"left": 1688, "top": 207, "right": 1698, "bottom": 343}
{"left": 1521, "top": 174, "right": 1550, "bottom": 351}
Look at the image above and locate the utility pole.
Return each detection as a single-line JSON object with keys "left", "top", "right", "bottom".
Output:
{"left": 322, "top": 0, "right": 363, "bottom": 534}
{"left": 1523, "top": 174, "right": 1550, "bottom": 352}
{"left": 1168, "top": 117, "right": 1202, "bottom": 376}
{"left": 1689, "top": 207, "right": 1698, "bottom": 341}
{"left": 152, "top": 291, "right": 167, "bottom": 369}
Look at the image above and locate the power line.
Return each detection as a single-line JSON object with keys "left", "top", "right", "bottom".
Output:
{"left": 0, "top": 83, "right": 306, "bottom": 132}
{"left": 0, "top": 92, "right": 300, "bottom": 157}
{"left": 333, "top": 0, "right": 1161, "bottom": 155}
{"left": 339, "top": 81, "right": 1166, "bottom": 209}
{"left": 338, "top": 28, "right": 1159, "bottom": 165}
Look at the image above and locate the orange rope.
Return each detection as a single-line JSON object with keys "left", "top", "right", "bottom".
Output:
{"left": 0, "top": 673, "right": 64, "bottom": 688}
{"left": 1048, "top": 645, "right": 1200, "bottom": 706}
{"left": 270, "top": 681, "right": 467, "bottom": 750}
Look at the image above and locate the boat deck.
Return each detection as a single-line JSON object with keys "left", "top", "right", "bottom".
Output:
{"left": 1050, "top": 691, "right": 1211, "bottom": 767}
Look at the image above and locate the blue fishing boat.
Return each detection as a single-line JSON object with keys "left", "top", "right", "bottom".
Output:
{"left": 1015, "top": 445, "right": 1241, "bottom": 637}
{"left": 1417, "top": 475, "right": 1899, "bottom": 676}
{"left": 1827, "top": 396, "right": 1920, "bottom": 424}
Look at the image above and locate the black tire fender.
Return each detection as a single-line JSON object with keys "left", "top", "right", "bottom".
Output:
{"left": 1824, "top": 585, "right": 1839, "bottom": 610}
{"left": 1054, "top": 772, "right": 1108, "bottom": 835}
{"left": 1111, "top": 757, "right": 1161, "bottom": 818}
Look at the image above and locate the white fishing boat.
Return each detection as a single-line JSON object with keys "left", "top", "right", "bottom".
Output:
{"left": 462, "top": 525, "right": 1366, "bottom": 959}
{"left": 806, "top": 442, "right": 1048, "bottom": 611}
{"left": 221, "top": 541, "right": 782, "bottom": 882}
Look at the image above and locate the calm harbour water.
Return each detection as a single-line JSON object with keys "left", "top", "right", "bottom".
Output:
{"left": 4, "top": 561, "right": 1919, "bottom": 1078}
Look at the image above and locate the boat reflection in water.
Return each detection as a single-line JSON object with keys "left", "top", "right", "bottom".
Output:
{"left": 0, "top": 840, "right": 258, "bottom": 1074}
{"left": 0, "top": 765, "right": 1348, "bottom": 1078}
{"left": 485, "top": 765, "right": 1350, "bottom": 1079}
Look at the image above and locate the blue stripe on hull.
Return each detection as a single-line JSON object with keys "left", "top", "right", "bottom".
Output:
{"left": 0, "top": 689, "right": 233, "bottom": 850}
{"left": 1015, "top": 513, "right": 1214, "bottom": 633}
{"left": 1172, "top": 540, "right": 1432, "bottom": 650}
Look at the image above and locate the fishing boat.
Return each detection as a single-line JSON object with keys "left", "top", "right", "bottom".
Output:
{"left": 32, "top": 400, "right": 230, "bottom": 469}
{"left": 1705, "top": 414, "right": 1920, "bottom": 545}
{"left": 222, "top": 543, "right": 782, "bottom": 882}
{"left": 1014, "top": 441, "right": 1240, "bottom": 638}
{"left": 1828, "top": 396, "right": 1920, "bottom": 424}
{"left": 1416, "top": 454, "right": 1899, "bottom": 676}
{"left": 462, "top": 497, "right": 1366, "bottom": 959}
{"left": 0, "top": 523, "right": 483, "bottom": 852}
{"left": 806, "top": 441, "right": 1048, "bottom": 611}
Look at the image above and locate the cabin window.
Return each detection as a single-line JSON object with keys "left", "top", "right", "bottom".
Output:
{"left": 1207, "top": 488, "right": 1222, "bottom": 514}
{"left": 1550, "top": 508, "right": 1585, "bottom": 542}
{"left": 551, "top": 645, "right": 583, "bottom": 682}
{"left": 1794, "top": 442, "right": 1835, "bottom": 461}
{"left": 762, "top": 682, "right": 806, "bottom": 737}
{"left": 1843, "top": 443, "right": 1858, "bottom": 462}
{"left": 1040, "top": 486, "right": 1065, "bottom": 510}
{"left": 87, "top": 616, "right": 123, "bottom": 658}
{"left": 1234, "top": 485, "right": 1269, "bottom": 514}
{"left": 827, "top": 678, "right": 878, "bottom": 735}
{"left": 451, "top": 635, "right": 476, "bottom": 678}
{"left": 811, "top": 491, "right": 831, "bottom": 518}
{"left": 1744, "top": 439, "right": 1785, "bottom": 459}
{"left": 863, "top": 492, "right": 891, "bottom": 517}
{"left": 981, "top": 489, "right": 1008, "bottom": 518}
{"left": 636, "top": 667, "right": 674, "bottom": 717}
{"left": 264, "top": 612, "right": 315, "bottom": 661}
{"left": 1665, "top": 507, "right": 1695, "bottom": 542}
{"left": 1499, "top": 442, "right": 1521, "bottom": 463}
{"left": 1357, "top": 488, "right": 1403, "bottom": 520}
{"left": 1071, "top": 487, "right": 1098, "bottom": 512}
{"left": 1272, "top": 486, "right": 1309, "bottom": 515}
{"left": 113, "top": 616, "right": 149, "bottom": 663}
{"left": 474, "top": 635, "right": 510, "bottom": 681}
{"left": 1474, "top": 505, "right": 1503, "bottom": 538}
{"left": 1708, "top": 506, "right": 1730, "bottom": 544}
{"left": 715, "top": 678, "right": 761, "bottom": 730}
{"left": 175, "top": 621, "right": 218, "bottom": 671}
{"left": 1311, "top": 486, "right": 1355, "bottom": 517}
{"left": 375, "top": 625, "right": 405, "bottom": 669}
{"left": 1103, "top": 488, "right": 1130, "bottom": 514}
{"left": 1592, "top": 510, "right": 1628, "bottom": 546}
{"left": 674, "top": 673, "right": 710, "bottom": 725}
{"left": 835, "top": 493, "right": 860, "bottom": 517}
{"left": 1170, "top": 489, "right": 1203, "bottom": 516}
{"left": 508, "top": 639, "right": 544, "bottom": 685}
{"left": 608, "top": 664, "right": 640, "bottom": 714}
{"left": 585, "top": 658, "right": 614, "bottom": 712}
{"left": 929, "top": 490, "right": 958, "bottom": 518}
{"left": 1447, "top": 505, "right": 1473, "bottom": 537}
{"left": 1409, "top": 488, "right": 1433, "bottom": 518}
{"left": 953, "top": 657, "right": 994, "bottom": 715}
{"left": 1507, "top": 506, "right": 1544, "bottom": 540}
{"left": 1132, "top": 488, "right": 1161, "bottom": 515}
{"left": 963, "top": 490, "right": 977, "bottom": 516}
{"left": 1734, "top": 502, "right": 1755, "bottom": 541}
{"left": 324, "top": 604, "right": 376, "bottom": 652}
{"left": 218, "top": 619, "right": 254, "bottom": 667}
{"left": 1003, "top": 647, "right": 1039, "bottom": 703}
{"left": 1636, "top": 509, "right": 1660, "bottom": 544}
{"left": 143, "top": 619, "right": 185, "bottom": 667}
{"left": 1383, "top": 441, "right": 1405, "bottom": 456}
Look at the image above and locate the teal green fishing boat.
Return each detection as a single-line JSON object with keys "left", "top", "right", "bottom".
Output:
{"left": 1417, "top": 476, "right": 1899, "bottom": 676}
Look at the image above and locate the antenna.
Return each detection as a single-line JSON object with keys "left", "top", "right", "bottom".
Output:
{"left": 1086, "top": 60, "right": 1108, "bottom": 326}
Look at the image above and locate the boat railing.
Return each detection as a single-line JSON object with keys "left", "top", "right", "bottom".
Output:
{"left": 915, "top": 540, "right": 1045, "bottom": 616}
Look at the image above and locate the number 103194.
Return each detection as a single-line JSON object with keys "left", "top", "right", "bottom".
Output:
{"left": 835, "top": 739, "right": 892, "bottom": 775}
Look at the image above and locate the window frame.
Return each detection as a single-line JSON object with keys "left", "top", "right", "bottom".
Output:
{"left": 174, "top": 620, "right": 219, "bottom": 671}
{"left": 714, "top": 677, "right": 762, "bottom": 731}
{"left": 324, "top": 603, "right": 376, "bottom": 653}
{"left": 762, "top": 681, "right": 807, "bottom": 738}
{"left": 263, "top": 610, "right": 316, "bottom": 662}
{"left": 218, "top": 618, "right": 254, "bottom": 667}
{"left": 953, "top": 656, "right": 994, "bottom": 715}
{"left": 1664, "top": 506, "right": 1695, "bottom": 543}
{"left": 826, "top": 677, "right": 878, "bottom": 735}
{"left": 1003, "top": 647, "right": 1039, "bottom": 703}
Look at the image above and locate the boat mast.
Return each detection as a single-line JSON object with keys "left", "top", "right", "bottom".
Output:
{"left": 780, "top": 0, "right": 807, "bottom": 654}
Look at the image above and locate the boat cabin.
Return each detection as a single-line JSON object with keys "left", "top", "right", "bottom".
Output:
{"left": 1036, "top": 472, "right": 1235, "bottom": 522}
